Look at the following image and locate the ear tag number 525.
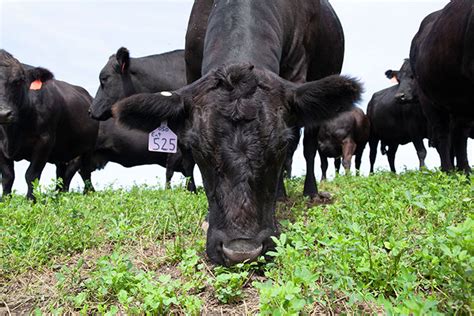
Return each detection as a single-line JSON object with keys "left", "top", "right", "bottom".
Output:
{"left": 148, "top": 121, "right": 177, "bottom": 153}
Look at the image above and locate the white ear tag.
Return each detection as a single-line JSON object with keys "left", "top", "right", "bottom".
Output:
{"left": 148, "top": 121, "right": 178, "bottom": 153}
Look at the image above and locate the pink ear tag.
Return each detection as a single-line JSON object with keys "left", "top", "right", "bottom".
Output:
{"left": 148, "top": 121, "right": 178, "bottom": 153}
{"left": 30, "top": 80, "right": 42, "bottom": 90}
{"left": 390, "top": 77, "right": 398, "bottom": 84}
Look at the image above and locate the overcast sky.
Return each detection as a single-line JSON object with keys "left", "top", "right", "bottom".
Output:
{"left": 1, "top": 0, "right": 472, "bottom": 194}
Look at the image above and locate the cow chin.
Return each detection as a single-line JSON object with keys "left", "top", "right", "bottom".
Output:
{"left": 206, "top": 225, "right": 277, "bottom": 266}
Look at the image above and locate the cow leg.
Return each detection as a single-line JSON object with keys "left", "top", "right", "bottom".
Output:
{"left": 0, "top": 153, "right": 14, "bottom": 199}
{"left": 386, "top": 144, "right": 399, "bottom": 173}
{"left": 78, "top": 153, "right": 95, "bottom": 193}
{"left": 412, "top": 138, "right": 427, "bottom": 170}
{"left": 303, "top": 128, "right": 318, "bottom": 198}
{"left": 283, "top": 126, "right": 301, "bottom": 179}
{"left": 165, "top": 153, "right": 177, "bottom": 190}
{"left": 182, "top": 149, "right": 197, "bottom": 193}
{"left": 421, "top": 101, "right": 453, "bottom": 172}
{"left": 369, "top": 137, "right": 378, "bottom": 173}
{"left": 61, "top": 157, "right": 83, "bottom": 192}
{"left": 55, "top": 163, "right": 69, "bottom": 192}
{"left": 320, "top": 153, "right": 328, "bottom": 181}
{"left": 341, "top": 138, "right": 357, "bottom": 175}
{"left": 354, "top": 142, "right": 365, "bottom": 175}
{"left": 451, "top": 122, "right": 471, "bottom": 174}
{"left": 25, "top": 143, "right": 52, "bottom": 200}
{"left": 334, "top": 158, "right": 341, "bottom": 175}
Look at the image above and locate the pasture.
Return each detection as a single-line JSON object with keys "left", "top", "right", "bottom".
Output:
{"left": 1, "top": 170, "right": 472, "bottom": 314}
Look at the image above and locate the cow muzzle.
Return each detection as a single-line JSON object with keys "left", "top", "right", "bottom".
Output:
{"left": 89, "top": 107, "right": 112, "bottom": 121}
{"left": 222, "top": 239, "right": 263, "bottom": 265}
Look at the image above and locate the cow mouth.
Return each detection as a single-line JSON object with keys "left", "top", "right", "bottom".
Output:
{"left": 222, "top": 239, "right": 263, "bottom": 265}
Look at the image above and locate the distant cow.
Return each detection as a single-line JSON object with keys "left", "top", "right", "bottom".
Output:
{"left": 0, "top": 50, "right": 98, "bottom": 200}
{"left": 317, "top": 107, "right": 369, "bottom": 180}
{"left": 87, "top": 48, "right": 195, "bottom": 191}
{"left": 367, "top": 59, "right": 428, "bottom": 173}
{"left": 112, "top": 0, "right": 361, "bottom": 265}
{"left": 410, "top": 0, "right": 474, "bottom": 173}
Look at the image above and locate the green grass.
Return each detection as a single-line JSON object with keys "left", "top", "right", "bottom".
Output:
{"left": 0, "top": 170, "right": 472, "bottom": 314}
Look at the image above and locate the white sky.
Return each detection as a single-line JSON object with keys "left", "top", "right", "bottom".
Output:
{"left": 1, "top": 0, "right": 472, "bottom": 194}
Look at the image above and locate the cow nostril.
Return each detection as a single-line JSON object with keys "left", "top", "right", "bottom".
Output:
{"left": 222, "top": 239, "right": 263, "bottom": 264}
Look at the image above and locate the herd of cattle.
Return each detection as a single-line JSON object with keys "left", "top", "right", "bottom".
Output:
{"left": 1, "top": 0, "right": 472, "bottom": 265}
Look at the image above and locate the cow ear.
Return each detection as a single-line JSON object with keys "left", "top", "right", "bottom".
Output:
{"left": 290, "top": 75, "right": 362, "bottom": 128}
{"left": 112, "top": 90, "right": 187, "bottom": 133}
{"left": 385, "top": 70, "right": 399, "bottom": 82}
{"left": 116, "top": 47, "right": 130, "bottom": 74}
{"left": 26, "top": 67, "right": 54, "bottom": 83}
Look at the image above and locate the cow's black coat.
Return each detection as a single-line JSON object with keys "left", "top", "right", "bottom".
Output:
{"left": 86, "top": 48, "right": 194, "bottom": 190}
{"left": 113, "top": 0, "right": 361, "bottom": 265}
{"left": 0, "top": 50, "right": 98, "bottom": 200}
{"left": 410, "top": 0, "right": 474, "bottom": 173}
{"left": 368, "top": 60, "right": 429, "bottom": 173}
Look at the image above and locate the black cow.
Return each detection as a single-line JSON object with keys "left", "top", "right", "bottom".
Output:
{"left": 112, "top": 0, "right": 361, "bottom": 265}
{"left": 317, "top": 107, "right": 369, "bottom": 180}
{"left": 410, "top": 0, "right": 473, "bottom": 173}
{"left": 87, "top": 48, "right": 195, "bottom": 191}
{"left": 90, "top": 48, "right": 186, "bottom": 120}
{"left": 367, "top": 59, "right": 428, "bottom": 173}
{"left": 0, "top": 50, "right": 98, "bottom": 200}
{"left": 185, "top": 0, "right": 346, "bottom": 200}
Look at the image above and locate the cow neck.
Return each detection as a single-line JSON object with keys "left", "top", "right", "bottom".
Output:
{"left": 131, "top": 56, "right": 184, "bottom": 92}
{"left": 121, "top": 73, "right": 136, "bottom": 97}
{"left": 201, "top": 0, "right": 282, "bottom": 75}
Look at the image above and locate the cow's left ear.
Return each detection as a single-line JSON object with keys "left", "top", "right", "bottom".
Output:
{"left": 116, "top": 47, "right": 130, "bottom": 74}
{"left": 112, "top": 90, "right": 187, "bottom": 133}
{"left": 26, "top": 67, "right": 54, "bottom": 84}
{"left": 385, "top": 69, "right": 399, "bottom": 82}
{"left": 289, "top": 75, "right": 362, "bottom": 128}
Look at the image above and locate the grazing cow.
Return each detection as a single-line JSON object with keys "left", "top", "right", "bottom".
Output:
{"left": 367, "top": 59, "right": 429, "bottom": 173}
{"left": 185, "top": 0, "right": 346, "bottom": 199}
{"left": 0, "top": 50, "right": 98, "bottom": 200}
{"left": 112, "top": 0, "right": 361, "bottom": 265}
{"left": 317, "top": 107, "right": 369, "bottom": 180}
{"left": 410, "top": 0, "right": 474, "bottom": 173}
{"left": 87, "top": 48, "right": 195, "bottom": 191}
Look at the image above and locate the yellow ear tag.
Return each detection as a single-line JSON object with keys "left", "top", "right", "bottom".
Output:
{"left": 30, "top": 80, "right": 42, "bottom": 90}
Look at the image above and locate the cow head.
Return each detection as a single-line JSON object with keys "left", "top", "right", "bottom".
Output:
{"left": 90, "top": 47, "right": 140, "bottom": 120}
{"left": 0, "top": 50, "right": 53, "bottom": 124}
{"left": 385, "top": 59, "right": 417, "bottom": 103}
{"left": 112, "top": 63, "right": 361, "bottom": 265}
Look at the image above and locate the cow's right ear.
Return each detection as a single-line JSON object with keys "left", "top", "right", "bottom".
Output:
{"left": 112, "top": 91, "right": 186, "bottom": 133}
{"left": 385, "top": 69, "right": 399, "bottom": 83}
{"left": 116, "top": 47, "right": 130, "bottom": 74}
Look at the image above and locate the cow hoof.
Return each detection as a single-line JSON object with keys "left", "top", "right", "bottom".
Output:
{"left": 312, "top": 191, "right": 332, "bottom": 204}
{"left": 201, "top": 220, "right": 209, "bottom": 233}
